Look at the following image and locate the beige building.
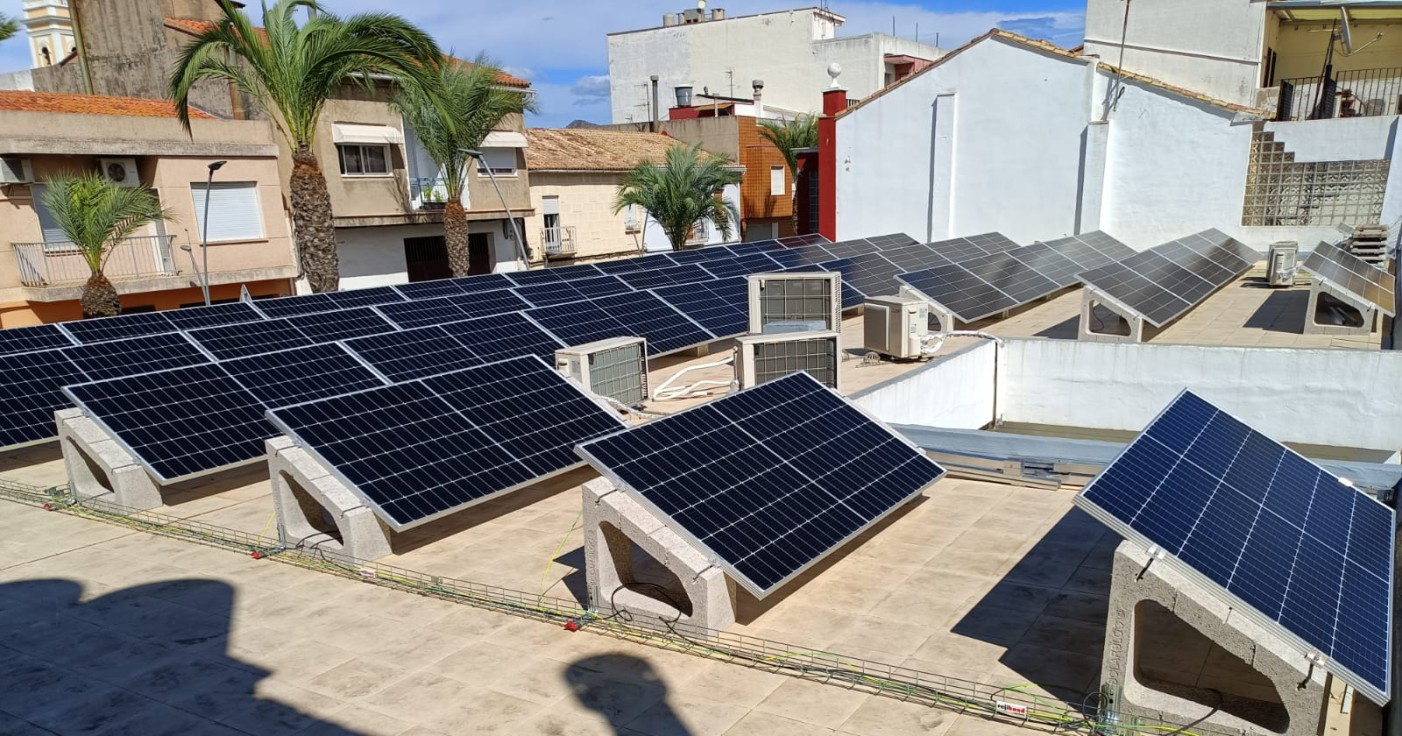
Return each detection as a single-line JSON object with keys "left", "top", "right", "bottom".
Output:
{"left": 22, "top": 0, "right": 74, "bottom": 69}
{"left": 0, "top": 90, "right": 296, "bottom": 327}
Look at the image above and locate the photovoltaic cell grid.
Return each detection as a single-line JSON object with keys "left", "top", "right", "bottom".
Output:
{"left": 652, "top": 278, "right": 750, "bottom": 338}
{"left": 376, "top": 289, "right": 531, "bottom": 329}
{"left": 221, "top": 343, "right": 386, "bottom": 407}
{"left": 285, "top": 307, "right": 396, "bottom": 343}
{"left": 1303, "top": 242, "right": 1396, "bottom": 316}
{"left": 528, "top": 291, "right": 713, "bottom": 356}
{"left": 512, "top": 275, "right": 633, "bottom": 307}
{"left": 61, "top": 332, "right": 210, "bottom": 382}
{"left": 1075, "top": 391, "right": 1393, "bottom": 703}
{"left": 0, "top": 349, "right": 89, "bottom": 447}
{"left": 61, "top": 311, "right": 179, "bottom": 344}
{"left": 1078, "top": 231, "right": 1255, "bottom": 327}
{"left": 342, "top": 312, "right": 563, "bottom": 383}
{"left": 188, "top": 319, "right": 315, "bottom": 360}
{"left": 0, "top": 323, "right": 75, "bottom": 356}
{"left": 577, "top": 372, "right": 947, "bottom": 597}
{"left": 268, "top": 356, "right": 624, "bottom": 529}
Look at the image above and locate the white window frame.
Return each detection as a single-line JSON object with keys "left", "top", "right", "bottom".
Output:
{"left": 190, "top": 182, "right": 266, "bottom": 243}
{"left": 337, "top": 143, "right": 392, "bottom": 177}
{"left": 475, "top": 147, "right": 517, "bottom": 177}
{"left": 770, "top": 165, "right": 786, "bottom": 197}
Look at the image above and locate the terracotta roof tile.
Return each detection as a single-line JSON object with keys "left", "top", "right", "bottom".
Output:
{"left": 0, "top": 90, "right": 213, "bottom": 119}
{"left": 526, "top": 129, "right": 717, "bottom": 172}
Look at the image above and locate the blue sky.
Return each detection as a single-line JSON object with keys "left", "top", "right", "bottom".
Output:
{"left": 0, "top": 1, "right": 1086, "bottom": 127}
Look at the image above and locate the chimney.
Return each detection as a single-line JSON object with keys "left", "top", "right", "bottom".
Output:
{"left": 650, "top": 75, "right": 660, "bottom": 131}
{"left": 752, "top": 79, "right": 764, "bottom": 118}
{"left": 818, "top": 63, "right": 845, "bottom": 241}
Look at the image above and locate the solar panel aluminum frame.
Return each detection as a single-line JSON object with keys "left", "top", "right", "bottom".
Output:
{"left": 896, "top": 274, "right": 1011, "bottom": 325}
{"left": 1304, "top": 243, "right": 1397, "bottom": 318}
{"left": 1072, "top": 390, "right": 1394, "bottom": 705}
{"left": 575, "top": 373, "right": 947, "bottom": 598}
{"left": 265, "top": 354, "right": 627, "bottom": 532}
{"left": 1075, "top": 275, "right": 1187, "bottom": 330}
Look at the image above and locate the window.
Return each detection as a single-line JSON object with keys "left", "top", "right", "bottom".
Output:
{"left": 770, "top": 165, "right": 786, "bottom": 196}
{"left": 1241, "top": 130, "right": 1388, "bottom": 226}
{"left": 338, "top": 144, "right": 391, "bottom": 176}
{"left": 475, "top": 147, "right": 517, "bottom": 176}
{"left": 624, "top": 204, "right": 641, "bottom": 232}
{"left": 191, "top": 182, "right": 265, "bottom": 242}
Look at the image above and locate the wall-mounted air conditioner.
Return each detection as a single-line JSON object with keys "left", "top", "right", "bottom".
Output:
{"left": 555, "top": 336, "right": 649, "bottom": 407}
{"left": 734, "top": 331, "right": 840, "bottom": 389}
{"left": 98, "top": 158, "right": 140, "bottom": 188}
{"left": 0, "top": 157, "right": 33, "bottom": 184}
{"left": 863, "top": 295, "right": 929, "bottom": 359}
{"left": 747, "top": 271, "right": 842, "bottom": 334}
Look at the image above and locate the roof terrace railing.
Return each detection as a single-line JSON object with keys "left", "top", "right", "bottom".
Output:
{"left": 13, "top": 235, "right": 177, "bottom": 287}
{"left": 1277, "top": 66, "right": 1402, "bottom": 121}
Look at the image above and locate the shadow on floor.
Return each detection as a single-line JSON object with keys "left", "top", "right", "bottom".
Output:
{"left": 1243, "top": 290, "right": 1307, "bottom": 334}
{"left": 0, "top": 578, "right": 363, "bottom": 736}
{"left": 564, "top": 654, "right": 693, "bottom": 736}
{"left": 950, "top": 508, "right": 1118, "bottom": 706}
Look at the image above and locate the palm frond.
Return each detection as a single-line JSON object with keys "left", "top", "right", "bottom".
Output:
{"left": 40, "top": 173, "right": 175, "bottom": 274}
{"left": 0, "top": 12, "right": 19, "bottom": 43}
{"left": 758, "top": 115, "right": 818, "bottom": 177}
{"left": 614, "top": 143, "right": 741, "bottom": 249}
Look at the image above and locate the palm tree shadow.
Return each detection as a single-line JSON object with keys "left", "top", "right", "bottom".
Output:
{"left": 564, "top": 654, "right": 694, "bottom": 735}
{"left": 0, "top": 577, "right": 364, "bottom": 735}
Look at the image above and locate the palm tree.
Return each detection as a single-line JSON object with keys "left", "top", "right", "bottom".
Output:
{"left": 393, "top": 56, "right": 532, "bottom": 276}
{"left": 169, "top": 0, "right": 441, "bottom": 293}
{"left": 41, "top": 173, "right": 174, "bottom": 318}
{"left": 614, "top": 143, "right": 741, "bottom": 251}
{"left": 0, "top": 13, "right": 19, "bottom": 43}
{"left": 758, "top": 115, "right": 818, "bottom": 235}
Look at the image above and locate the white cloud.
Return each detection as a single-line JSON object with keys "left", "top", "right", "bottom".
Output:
{"left": 570, "top": 74, "right": 610, "bottom": 107}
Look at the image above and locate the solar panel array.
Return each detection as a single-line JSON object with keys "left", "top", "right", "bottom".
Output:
{"left": 578, "top": 372, "right": 947, "bottom": 597}
{"left": 268, "top": 356, "right": 626, "bottom": 529}
{"left": 1303, "top": 242, "right": 1396, "bottom": 316}
{"left": 1077, "top": 230, "right": 1258, "bottom": 327}
{"left": 1076, "top": 391, "right": 1393, "bottom": 703}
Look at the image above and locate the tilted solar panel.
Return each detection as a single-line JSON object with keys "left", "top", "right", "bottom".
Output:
{"left": 594, "top": 291, "right": 714, "bottom": 354}
{"left": 446, "top": 273, "right": 515, "bottom": 294}
{"left": 341, "top": 325, "right": 476, "bottom": 383}
{"left": 513, "top": 275, "right": 632, "bottom": 307}
{"left": 395, "top": 279, "right": 466, "bottom": 300}
{"left": 593, "top": 255, "right": 670, "bottom": 275}
{"left": 286, "top": 307, "right": 396, "bottom": 343}
{"left": 617, "top": 264, "right": 714, "bottom": 290}
{"left": 652, "top": 279, "right": 749, "bottom": 338}
{"left": 0, "top": 349, "right": 88, "bottom": 448}
{"left": 821, "top": 239, "right": 880, "bottom": 260}
{"left": 252, "top": 293, "right": 338, "bottom": 319}
{"left": 897, "top": 263, "right": 1021, "bottom": 322}
{"left": 775, "top": 233, "right": 832, "bottom": 247}
{"left": 436, "top": 311, "right": 564, "bottom": 365}
{"left": 866, "top": 233, "right": 919, "bottom": 249}
{"left": 325, "top": 285, "right": 405, "bottom": 309}
{"left": 1076, "top": 391, "right": 1393, "bottom": 703}
{"left": 187, "top": 319, "right": 315, "bottom": 360}
{"left": 1303, "top": 243, "right": 1396, "bottom": 315}
{"left": 0, "top": 324, "right": 76, "bottom": 356}
{"left": 1007, "top": 242, "right": 1084, "bottom": 287}
{"left": 1076, "top": 261, "right": 1192, "bottom": 327}
{"left": 63, "top": 312, "right": 176, "bottom": 344}
{"left": 376, "top": 289, "right": 530, "bottom": 329}
{"left": 162, "top": 302, "right": 265, "bottom": 331}
{"left": 220, "top": 343, "right": 386, "bottom": 407}
{"left": 577, "top": 372, "right": 946, "bottom": 597}
{"left": 62, "top": 332, "right": 209, "bottom": 382}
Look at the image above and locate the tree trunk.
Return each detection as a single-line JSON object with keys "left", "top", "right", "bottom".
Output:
{"left": 443, "top": 199, "right": 471, "bottom": 277}
{"left": 667, "top": 225, "right": 688, "bottom": 251}
{"left": 80, "top": 271, "right": 120, "bottom": 318}
{"left": 289, "top": 147, "right": 339, "bottom": 293}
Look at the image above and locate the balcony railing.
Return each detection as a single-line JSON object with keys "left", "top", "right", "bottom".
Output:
{"left": 541, "top": 226, "right": 576, "bottom": 259}
{"left": 409, "top": 176, "right": 451, "bottom": 210}
{"left": 1276, "top": 66, "right": 1402, "bottom": 121}
{"left": 13, "top": 235, "right": 177, "bottom": 287}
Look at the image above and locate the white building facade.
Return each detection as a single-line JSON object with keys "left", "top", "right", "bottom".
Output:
{"left": 607, "top": 5, "right": 941, "bottom": 123}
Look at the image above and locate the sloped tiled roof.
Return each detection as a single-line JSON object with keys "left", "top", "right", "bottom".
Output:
{"left": 526, "top": 129, "right": 717, "bottom": 172}
{"left": 0, "top": 90, "right": 214, "bottom": 119}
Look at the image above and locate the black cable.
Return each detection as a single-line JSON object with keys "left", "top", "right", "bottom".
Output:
{"left": 1162, "top": 688, "right": 1222, "bottom": 736}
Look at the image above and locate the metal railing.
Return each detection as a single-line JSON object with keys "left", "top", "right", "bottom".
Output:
{"left": 1276, "top": 66, "right": 1402, "bottom": 121}
{"left": 542, "top": 225, "right": 577, "bottom": 258}
{"left": 12, "top": 235, "right": 177, "bottom": 287}
{"left": 409, "top": 176, "right": 451, "bottom": 210}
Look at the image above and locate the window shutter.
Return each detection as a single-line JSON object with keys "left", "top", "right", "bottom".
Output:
{"left": 191, "top": 183, "right": 265, "bottom": 242}
{"left": 31, "top": 185, "right": 72, "bottom": 243}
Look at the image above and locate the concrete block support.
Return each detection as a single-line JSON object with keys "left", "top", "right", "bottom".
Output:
{"left": 1302, "top": 280, "right": 1378, "bottom": 337}
{"left": 1079, "top": 288, "right": 1157, "bottom": 343}
{"left": 582, "top": 477, "right": 736, "bottom": 631}
{"left": 267, "top": 436, "right": 392, "bottom": 561}
{"left": 57, "top": 408, "right": 162, "bottom": 510}
{"left": 1102, "top": 541, "right": 1328, "bottom": 736}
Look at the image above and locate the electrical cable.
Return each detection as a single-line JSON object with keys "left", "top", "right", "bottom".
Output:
{"left": 538, "top": 510, "right": 582, "bottom": 604}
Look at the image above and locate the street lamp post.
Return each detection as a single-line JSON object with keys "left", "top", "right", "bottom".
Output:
{"left": 462, "top": 149, "right": 528, "bottom": 270}
{"left": 195, "top": 160, "right": 227, "bottom": 306}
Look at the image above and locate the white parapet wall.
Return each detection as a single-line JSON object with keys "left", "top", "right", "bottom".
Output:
{"left": 851, "top": 341, "right": 998, "bottom": 429}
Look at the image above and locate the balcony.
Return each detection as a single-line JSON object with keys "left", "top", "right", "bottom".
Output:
{"left": 541, "top": 226, "right": 576, "bottom": 259}
{"left": 13, "top": 235, "right": 177, "bottom": 287}
{"left": 1275, "top": 67, "right": 1402, "bottom": 121}
{"left": 409, "top": 176, "right": 451, "bottom": 211}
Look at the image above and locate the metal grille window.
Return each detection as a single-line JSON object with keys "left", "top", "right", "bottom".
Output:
{"left": 1242, "top": 131, "right": 1388, "bottom": 227}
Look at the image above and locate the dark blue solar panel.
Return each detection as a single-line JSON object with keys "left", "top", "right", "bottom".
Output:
{"left": 513, "top": 275, "right": 631, "bottom": 307}
{"left": 436, "top": 312, "right": 563, "bottom": 365}
{"left": 395, "top": 279, "right": 466, "bottom": 300}
{"left": 0, "top": 349, "right": 87, "bottom": 447}
{"left": 667, "top": 248, "right": 735, "bottom": 264}
{"left": 617, "top": 264, "right": 715, "bottom": 290}
{"left": 286, "top": 307, "right": 395, "bottom": 343}
{"left": 526, "top": 301, "right": 630, "bottom": 351}
{"left": 188, "top": 319, "right": 314, "bottom": 360}
{"left": 817, "top": 259, "right": 867, "bottom": 308}
{"left": 594, "top": 256, "right": 670, "bottom": 275}
{"left": 63, "top": 312, "right": 176, "bottom": 344}
{"left": 376, "top": 289, "right": 530, "bottom": 329}
{"left": 446, "top": 273, "right": 515, "bottom": 294}
{"left": 577, "top": 372, "right": 946, "bottom": 596}
{"left": 342, "top": 326, "right": 475, "bottom": 383}
{"left": 162, "top": 302, "right": 264, "bottom": 331}
{"left": 62, "top": 332, "right": 209, "bottom": 382}
{"left": 505, "top": 268, "right": 569, "bottom": 286}
{"left": 0, "top": 324, "right": 75, "bottom": 356}
{"left": 594, "top": 291, "right": 714, "bottom": 355}
{"left": 253, "top": 293, "right": 337, "bottom": 318}
{"left": 221, "top": 343, "right": 385, "bottom": 407}
{"left": 652, "top": 279, "right": 748, "bottom": 338}
{"left": 326, "top": 285, "right": 405, "bottom": 309}
{"left": 1077, "top": 391, "right": 1393, "bottom": 702}
{"left": 64, "top": 364, "right": 276, "bottom": 481}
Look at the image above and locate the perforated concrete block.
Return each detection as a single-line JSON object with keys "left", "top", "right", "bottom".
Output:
{"left": 57, "top": 409, "right": 162, "bottom": 510}
{"left": 582, "top": 477, "right": 736, "bottom": 631}
{"left": 267, "top": 438, "right": 391, "bottom": 561}
{"left": 1303, "top": 282, "right": 1377, "bottom": 337}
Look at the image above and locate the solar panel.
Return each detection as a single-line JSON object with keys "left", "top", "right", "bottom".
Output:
{"left": 593, "top": 256, "right": 668, "bottom": 275}
{"left": 1076, "top": 262, "right": 1192, "bottom": 327}
{"left": 897, "top": 263, "right": 1021, "bottom": 322}
{"left": 776, "top": 233, "right": 832, "bottom": 247}
{"left": 187, "top": 319, "right": 315, "bottom": 360}
{"left": 395, "top": 279, "right": 467, "bottom": 300}
{"left": 722, "top": 241, "right": 782, "bottom": 256}
{"left": 286, "top": 307, "right": 396, "bottom": 342}
{"left": 877, "top": 244, "right": 949, "bottom": 273}
{"left": 1077, "top": 231, "right": 1137, "bottom": 262}
{"left": 821, "top": 239, "right": 880, "bottom": 260}
{"left": 1079, "top": 231, "right": 1255, "bottom": 327}
{"left": 529, "top": 294, "right": 695, "bottom": 356}
{"left": 446, "top": 273, "right": 515, "bottom": 293}
{"left": 926, "top": 237, "right": 991, "bottom": 262}
{"left": 967, "top": 232, "right": 1020, "bottom": 253}
{"left": 815, "top": 259, "right": 868, "bottom": 308}
{"left": 577, "top": 372, "right": 947, "bottom": 597}
{"left": 0, "top": 349, "right": 88, "bottom": 448}
{"left": 326, "top": 285, "right": 405, "bottom": 309}
{"left": 0, "top": 324, "right": 76, "bottom": 356}
{"left": 652, "top": 278, "right": 749, "bottom": 338}
{"left": 65, "top": 364, "right": 276, "bottom": 482}
{"left": 866, "top": 233, "right": 919, "bottom": 249}
{"left": 617, "top": 264, "right": 714, "bottom": 290}
{"left": 342, "top": 326, "right": 476, "bottom": 383}
{"left": 436, "top": 312, "right": 564, "bottom": 365}
{"left": 1122, "top": 251, "right": 1218, "bottom": 306}
{"left": 513, "top": 275, "right": 633, "bottom": 307}
{"left": 1007, "top": 243, "right": 1084, "bottom": 288}
{"left": 162, "top": 302, "right": 265, "bottom": 331}
{"left": 696, "top": 259, "right": 754, "bottom": 280}
{"left": 505, "top": 268, "right": 569, "bottom": 286}
{"left": 594, "top": 291, "right": 715, "bottom": 355}
{"left": 63, "top": 312, "right": 176, "bottom": 344}
{"left": 1076, "top": 391, "right": 1393, "bottom": 703}
{"left": 62, "top": 332, "right": 209, "bottom": 382}
{"left": 667, "top": 248, "right": 734, "bottom": 264}
{"left": 221, "top": 343, "right": 386, "bottom": 407}
{"left": 376, "top": 289, "right": 531, "bottom": 329}
{"left": 1194, "top": 228, "right": 1259, "bottom": 265}
{"left": 1304, "top": 243, "right": 1396, "bottom": 315}
{"left": 253, "top": 293, "right": 338, "bottom": 318}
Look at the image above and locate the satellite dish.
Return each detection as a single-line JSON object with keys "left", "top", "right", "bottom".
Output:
{"left": 1340, "top": 8, "right": 1355, "bottom": 53}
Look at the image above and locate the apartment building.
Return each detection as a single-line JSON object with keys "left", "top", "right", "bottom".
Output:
{"left": 0, "top": 90, "right": 296, "bottom": 327}
{"left": 524, "top": 128, "right": 742, "bottom": 260}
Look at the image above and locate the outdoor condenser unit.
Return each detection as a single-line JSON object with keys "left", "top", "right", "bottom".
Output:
{"left": 555, "top": 336, "right": 649, "bottom": 407}
{"left": 734, "top": 331, "right": 841, "bottom": 389}
{"left": 863, "top": 295, "right": 930, "bottom": 359}
{"left": 747, "top": 272, "right": 842, "bottom": 334}
{"left": 1267, "top": 241, "right": 1299, "bottom": 287}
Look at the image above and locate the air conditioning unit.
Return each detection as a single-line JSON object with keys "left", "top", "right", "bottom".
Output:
{"left": 555, "top": 336, "right": 649, "bottom": 407}
{"left": 864, "top": 295, "right": 930, "bottom": 359}
{"left": 0, "top": 156, "right": 32, "bottom": 184}
{"left": 734, "top": 331, "right": 840, "bottom": 389}
{"left": 98, "top": 158, "right": 140, "bottom": 188}
{"left": 1267, "top": 241, "right": 1299, "bottom": 287}
{"left": 747, "top": 272, "right": 842, "bottom": 334}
